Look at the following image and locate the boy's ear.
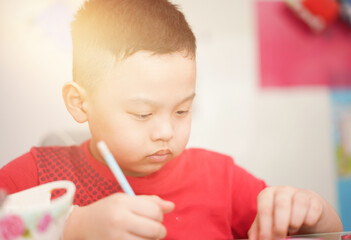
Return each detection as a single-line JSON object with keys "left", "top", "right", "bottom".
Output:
{"left": 62, "top": 81, "right": 89, "bottom": 123}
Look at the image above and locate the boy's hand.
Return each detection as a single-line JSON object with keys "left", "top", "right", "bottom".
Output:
{"left": 64, "top": 193, "right": 175, "bottom": 240}
{"left": 248, "top": 186, "right": 343, "bottom": 240}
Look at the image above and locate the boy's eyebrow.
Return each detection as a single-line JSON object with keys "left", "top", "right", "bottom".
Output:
{"left": 128, "top": 93, "right": 196, "bottom": 106}
{"left": 177, "top": 93, "right": 196, "bottom": 105}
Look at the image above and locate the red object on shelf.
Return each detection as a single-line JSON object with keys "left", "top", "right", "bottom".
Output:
{"left": 303, "top": 0, "right": 340, "bottom": 25}
{"left": 286, "top": 0, "right": 340, "bottom": 31}
{"left": 257, "top": 1, "right": 351, "bottom": 88}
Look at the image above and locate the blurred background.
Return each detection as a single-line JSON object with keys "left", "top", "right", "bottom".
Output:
{"left": 0, "top": 0, "right": 350, "bottom": 229}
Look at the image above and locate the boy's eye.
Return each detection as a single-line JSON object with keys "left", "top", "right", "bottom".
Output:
{"left": 176, "top": 110, "right": 189, "bottom": 116}
{"left": 133, "top": 113, "right": 152, "bottom": 120}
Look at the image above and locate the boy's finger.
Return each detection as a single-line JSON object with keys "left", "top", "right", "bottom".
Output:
{"left": 146, "top": 195, "right": 175, "bottom": 213}
{"left": 273, "top": 190, "right": 293, "bottom": 237}
{"left": 127, "top": 214, "right": 167, "bottom": 239}
{"left": 256, "top": 189, "right": 274, "bottom": 240}
{"left": 248, "top": 217, "right": 259, "bottom": 240}
{"left": 121, "top": 234, "right": 151, "bottom": 240}
{"left": 131, "top": 197, "right": 165, "bottom": 222}
{"left": 289, "top": 192, "right": 309, "bottom": 234}
{"left": 304, "top": 197, "right": 323, "bottom": 226}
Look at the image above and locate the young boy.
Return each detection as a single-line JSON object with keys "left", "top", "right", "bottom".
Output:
{"left": 0, "top": 0, "right": 343, "bottom": 239}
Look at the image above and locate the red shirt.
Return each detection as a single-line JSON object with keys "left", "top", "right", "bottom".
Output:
{"left": 0, "top": 140, "right": 266, "bottom": 239}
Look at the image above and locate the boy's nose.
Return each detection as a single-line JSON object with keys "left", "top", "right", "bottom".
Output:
{"left": 151, "top": 118, "right": 174, "bottom": 142}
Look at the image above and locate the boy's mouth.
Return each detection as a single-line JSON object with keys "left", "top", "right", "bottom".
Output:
{"left": 147, "top": 149, "right": 172, "bottom": 162}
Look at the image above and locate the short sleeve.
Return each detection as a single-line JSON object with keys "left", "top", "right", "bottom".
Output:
{"left": 231, "top": 163, "right": 266, "bottom": 238}
{"left": 0, "top": 151, "right": 39, "bottom": 194}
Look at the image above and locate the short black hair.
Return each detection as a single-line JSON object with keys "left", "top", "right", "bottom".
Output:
{"left": 71, "top": 0, "right": 196, "bottom": 89}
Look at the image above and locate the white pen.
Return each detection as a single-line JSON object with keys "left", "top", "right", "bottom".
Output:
{"left": 97, "top": 141, "right": 135, "bottom": 196}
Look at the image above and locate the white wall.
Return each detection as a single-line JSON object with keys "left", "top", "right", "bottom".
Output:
{"left": 0, "top": 0, "right": 88, "bottom": 162}
{"left": 0, "top": 0, "right": 337, "bottom": 208}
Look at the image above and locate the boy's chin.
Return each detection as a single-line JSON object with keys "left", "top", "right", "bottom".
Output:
{"left": 123, "top": 165, "right": 164, "bottom": 177}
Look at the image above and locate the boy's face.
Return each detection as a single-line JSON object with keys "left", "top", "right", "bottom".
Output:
{"left": 87, "top": 51, "right": 196, "bottom": 177}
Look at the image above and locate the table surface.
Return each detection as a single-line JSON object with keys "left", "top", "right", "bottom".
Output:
{"left": 290, "top": 232, "right": 351, "bottom": 240}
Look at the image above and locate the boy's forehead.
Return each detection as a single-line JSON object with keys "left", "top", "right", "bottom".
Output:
{"left": 109, "top": 50, "right": 196, "bottom": 78}
{"left": 92, "top": 50, "right": 196, "bottom": 99}
{"left": 85, "top": 50, "right": 196, "bottom": 92}
{"left": 127, "top": 92, "right": 196, "bottom": 105}
{"left": 120, "top": 50, "right": 196, "bottom": 64}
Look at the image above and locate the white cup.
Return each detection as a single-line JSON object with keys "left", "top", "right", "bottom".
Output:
{"left": 0, "top": 180, "right": 76, "bottom": 240}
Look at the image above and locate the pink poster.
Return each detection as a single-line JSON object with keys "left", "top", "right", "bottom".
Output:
{"left": 257, "top": 1, "right": 351, "bottom": 88}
